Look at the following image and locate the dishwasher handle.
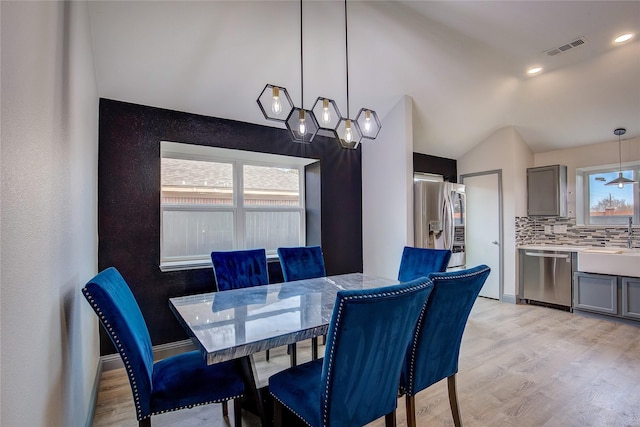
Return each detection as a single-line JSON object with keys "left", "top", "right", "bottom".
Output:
{"left": 524, "top": 252, "right": 570, "bottom": 259}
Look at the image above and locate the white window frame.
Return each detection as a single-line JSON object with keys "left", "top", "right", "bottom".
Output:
{"left": 160, "top": 141, "right": 315, "bottom": 271}
{"left": 577, "top": 162, "right": 640, "bottom": 226}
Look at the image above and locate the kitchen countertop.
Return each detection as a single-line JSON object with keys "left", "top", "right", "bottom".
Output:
{"left": 518, "top": 244, "right": 639, "bottom": 253}
{"left": 518, "top": 244, "right": 590, "bottom": 252}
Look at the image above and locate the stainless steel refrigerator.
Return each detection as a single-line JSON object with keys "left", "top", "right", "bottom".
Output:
{"left": 414, "top": 180, "right": 466, "bottom": 269}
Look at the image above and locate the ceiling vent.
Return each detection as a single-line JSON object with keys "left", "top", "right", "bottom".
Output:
{"left": 545, "top": 37, "right": 587, "bottom": 56}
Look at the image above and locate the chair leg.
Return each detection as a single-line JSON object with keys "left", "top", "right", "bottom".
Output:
{"left": 273, "top": 398, "right": 283, "bottom": 427}
{"left": 385, "top": 410, "right": 397, "bottom": 427}
{"left": 405, "top": 394, "right": 417, "bottom": 427}
{"left": 138, "top": 418, "right": 151, "bottom": 427}
{"left": 222, "top": 400, "right": 228, "bottom": 417}
{"left": 233, "top": 397, "right": 242, "bottom": 427}
{"left": 447, "top": 374, "right": 463, "bottom": 427}
{"left": 266, "top": 349, "right": 270, "bottom": 361}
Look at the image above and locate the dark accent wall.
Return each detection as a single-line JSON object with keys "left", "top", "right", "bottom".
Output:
{"left": 413, "top": 152, "right": 457, "bottom": 182}
{"left": 98, "top": 99, "right": 363, "bottom": 354}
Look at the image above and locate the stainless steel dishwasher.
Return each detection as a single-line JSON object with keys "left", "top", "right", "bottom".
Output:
{"left": 519, "top": 249, "right": 576, "bottom": 310}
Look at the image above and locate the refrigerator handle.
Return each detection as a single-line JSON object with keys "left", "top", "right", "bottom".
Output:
{"left": 443, "top": 189, "right": 454, "bottom": 250}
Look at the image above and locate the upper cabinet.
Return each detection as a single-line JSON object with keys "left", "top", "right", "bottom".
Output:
{"left": 527, "top": 165, "right": 567, "bottom": 217}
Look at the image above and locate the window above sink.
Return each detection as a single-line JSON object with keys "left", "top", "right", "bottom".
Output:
{"left": 576, "top": 162, "right": 639, "bottom": 226}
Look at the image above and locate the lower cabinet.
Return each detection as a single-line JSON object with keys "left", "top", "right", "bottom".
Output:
{"left": 574, "top": 272, "right": 640, "bottom": 321}
{"left": 621, "top": 276, "right": 640, "bottom": 320}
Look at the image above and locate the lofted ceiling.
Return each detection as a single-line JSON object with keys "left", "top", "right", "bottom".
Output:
{"left": 88, "top": 1, "right": 640, "bottom": 159}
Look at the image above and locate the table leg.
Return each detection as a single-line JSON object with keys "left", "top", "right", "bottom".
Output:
{"left": 236, "top": 356, "right": 269, "bottom": 427}
{"left": 311, "top": 337, "right": 318, "bottom": 360}
{"left": 288, "top": 343, "right": 297, "bottom": 367}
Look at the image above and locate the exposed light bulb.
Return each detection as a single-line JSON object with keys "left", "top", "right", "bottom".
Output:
{"left": 618, "top": 182, "right": 624, "bottom": 189}
{"left": 271, "top": 86, "right": 282, "bottom": 114}
{"left": 298, "top": 110, "right": 306, "bottom": 135}
{"left": 364, "top": 110, "right": 372, "bottom": 133}
{"left": 344, "top": 119, "right": 353, "bottom": 143}
{"left": 321, "top": 99, "right": 331, "bottom": 124}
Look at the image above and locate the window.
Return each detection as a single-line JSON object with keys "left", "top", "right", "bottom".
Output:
{"left": 160, "top": 142, "right": 314, "bottom": 270}
{"left": 580, "top": 164, "right": 639, "bottom": 225}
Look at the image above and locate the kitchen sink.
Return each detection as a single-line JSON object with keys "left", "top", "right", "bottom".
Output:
{"left": 577, "top": 248, "right": 640, "bottom": 277}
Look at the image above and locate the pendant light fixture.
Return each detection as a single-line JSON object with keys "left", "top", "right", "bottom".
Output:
{"left": 257, "top": 0, "right": 318, "bottom": 143}
{"left": 284, "top": 0, "right": 318, "bottom": 143}
{"left": 258, "top": 0, "right": 380, "bottom": 147}
{"left": 605, "top": 128, "right": 637, "bottom": 188}
{"left": 336, "top": 0, "right": 381, "bottom": 149}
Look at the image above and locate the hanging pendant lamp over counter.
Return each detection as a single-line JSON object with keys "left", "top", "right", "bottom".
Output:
{"left": 605, "top": 128, "right": 637, "bottom": 188}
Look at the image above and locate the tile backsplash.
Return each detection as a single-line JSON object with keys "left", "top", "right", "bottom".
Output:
{"left": 516, "top": 217, "right": 638, "bottom": 249}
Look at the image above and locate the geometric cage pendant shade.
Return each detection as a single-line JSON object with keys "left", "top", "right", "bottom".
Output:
{"left": 257, "top": 84, "right": 294, "bottom": 123}
{"left": 257, "top": 87, "right": 381, "bottom": 148}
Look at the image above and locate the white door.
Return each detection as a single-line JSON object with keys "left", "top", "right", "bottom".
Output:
{"left": 462, "top": 171, "right": 501, "bottom": 299}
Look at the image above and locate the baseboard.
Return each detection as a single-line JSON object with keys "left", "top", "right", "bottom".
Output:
{"left": 101, "top": 339, "right": 197, "bottom": 371}
{"left": 85, "top": 358, "right": 103, "bottom": 427}
{"left": 501, "top": 294, "right": 517, "bottom": 304}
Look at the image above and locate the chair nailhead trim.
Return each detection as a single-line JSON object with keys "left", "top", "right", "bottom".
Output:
{"left": 405, "top": 266, "right": 490, "bottom": 396}
{"left": 83, "top": 287, "right": 146, "bottom": 419}
{"left": 271, "top": 394, "right": 313, "bottom": 427}
{"left": 321, "top": 278, "right": 434, "bottom": 427}
{"left": 146, "top": 394, "right": 244, "bottom": 419}
{"left": 83, "top": 286, "right": 244, "bottom": 422}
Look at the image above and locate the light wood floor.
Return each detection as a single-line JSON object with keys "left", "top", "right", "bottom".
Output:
{"left": 92, "top": 298, "right": 640, "bottom": 427}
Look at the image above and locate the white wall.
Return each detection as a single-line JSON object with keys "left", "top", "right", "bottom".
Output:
{"left": 458, "top": 127, "right": 534, "bottom": 298}
{"left": 1, "top": 2, "right": 99, "bottom": 426}
{"left": 362, "top": 96, "right": 414, "bottom": 279}
{"left": 535, "top": 135, "right": 640, "bottom": 219}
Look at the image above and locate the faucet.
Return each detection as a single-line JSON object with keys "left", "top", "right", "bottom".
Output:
{"left": 629, "top": 217, "right": 633, "bottom": 249}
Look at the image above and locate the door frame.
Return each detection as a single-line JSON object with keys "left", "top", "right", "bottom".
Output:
{"left": 460, "top": 170, "right": 504, "bottom": 301}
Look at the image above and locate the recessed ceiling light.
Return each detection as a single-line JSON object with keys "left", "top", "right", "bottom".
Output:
{"left": 614, "top": 33, "right": 634, "bottom": 43}
{"left": 527, "top": 66, "right": 543, "bottom": 75}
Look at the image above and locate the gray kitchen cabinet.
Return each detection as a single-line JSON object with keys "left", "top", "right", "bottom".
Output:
{"left": 573, "top": 272, "right": 617, "bottom": 315}
{"left": 622, "top": 277, "right": 640, "bottom": 320}
{"left": 574, "top": 272, "right": 640, "bottom": 321}
{"left": 527, "top": 165, "right": 567, "bottom": 217}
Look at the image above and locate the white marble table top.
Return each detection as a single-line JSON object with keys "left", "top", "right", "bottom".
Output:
{"left": 169, "top": 273, "right": 398, "bottom": 364}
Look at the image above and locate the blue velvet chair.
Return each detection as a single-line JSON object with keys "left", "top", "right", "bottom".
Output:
{"left": 82, "top": 267, "right": 244, "bottom": 427}
{"left": 400, "top": 264, "right": 491, "bottom": 427}
{"left": 277, "top": 246, "right": 327, "bottom": 282}
{"left": 211, "top": 248, "right": 269, "bottom": 291}
{"left": 277, "top": 245, "right": 327, "bottom": 360}
{"left": 269, "top": 276, "right": 435, "bottom": 427}
{"left": 211, "top": 248, "right": 285, "bottom": 367}
{"left": 397, "top": 246, "right": 452, "bottom": 282}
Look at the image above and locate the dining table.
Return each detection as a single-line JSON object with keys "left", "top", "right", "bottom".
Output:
{"left": 169, "top": 272, "right": 398, "bottom": 425}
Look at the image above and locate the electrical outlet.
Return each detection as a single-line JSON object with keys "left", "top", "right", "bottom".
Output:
{"left": 553, "top": 224, "right": 567, "bottom": 234}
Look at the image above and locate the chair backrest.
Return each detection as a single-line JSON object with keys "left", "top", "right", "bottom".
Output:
{"left": 81, "top": 267, "right": 154, "bottom": 418}
{"left": 277, "top": 245, "right": 327, "bottom": 282}
{"left": 320, "top": 277, "right": 435, "bottom": 426}
{"left": 401, "top": 264, "right": 490, "bottom": 396}
{"left": 211, "top": 248, "right": 269, "bottom": 291}
{"left": 397, "top": 246, "right": 452, "bottom": 282}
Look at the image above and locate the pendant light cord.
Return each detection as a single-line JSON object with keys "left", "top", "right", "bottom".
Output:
{"left": 344, "top": 0, "right": 350, "bottom": 117}
{"left": 618, "top": 132, "right": 622, "bottom": 172}
{"left": 300, "top": 0, "right": 304, "bottom": 108}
